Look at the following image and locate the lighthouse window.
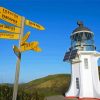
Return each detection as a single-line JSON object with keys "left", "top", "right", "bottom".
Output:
{"left": 97, "top": 59, "right": 100, "bottom": 80}
{"left": 84, "top": 58, "right": 88, "bottom": 69}
{"left": 76, "top": 78, "right": 79, "bottom": 89}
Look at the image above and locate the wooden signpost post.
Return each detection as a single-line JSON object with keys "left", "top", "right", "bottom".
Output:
{"left": 0, "top": 7, "right": 45, "bottom": 100}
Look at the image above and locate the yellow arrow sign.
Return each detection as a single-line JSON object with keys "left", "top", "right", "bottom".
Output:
{"left": 0, "top": 33, "right": 19, "bottom": 40}
{"left": 32, "top": 46, "right": 42, "bottom": 52}
{"left": 13, "top": 45, "right": 21, "bottom": 57}
{"left": 20, "top": 41, "right": 39, "bottom": 52}
{"left": 21, "top": 41, "right": 42, "bottom": 52}
{"left": 0, "top": 23, "right": 20, "bottom": 33}
{"left": 21, "top": 31, "right": 30, "bottom": 45}
{"left": 13, "top": 45, "right": 20, "bottom": 53}
{"left": 0, "top": 7, "right": 22, "bottom": 27}
{"left": 25, "top": 19, "right": 45, "bottom": 30}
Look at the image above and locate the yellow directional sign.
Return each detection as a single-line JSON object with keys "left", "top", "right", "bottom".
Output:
{"left": 13, "top": 45, "right": 21, "bottom": 58}
{"left": 20, "top": 41, "right": 39, "bottom": 52}
{"left": 13, "top": 45, "right": 20, "bottom": 53}
{"left": 21, "top": 31, "right": 30, "bottom": 45}
{"left": 0, "top": 7, "right": 22, "bottom": 27}
{"left": 0, "top": 33, "right": 19, "bottom": 40}
{"left": 0, "top": 23, "right": 20, "bottom": 33}
{"left": 21, "top": 41, "right": 42, "bottom": 52}
{"left": 25, "top": 19, "right": 45, "bottom": 30}
{"left": 32, "top": 46, "right": 42, "bottom": 52}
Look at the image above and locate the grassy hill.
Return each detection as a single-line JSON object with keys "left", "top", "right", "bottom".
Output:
{"left": 20, "top": 74, "right": 71, "bottom": 96}
{"left": 0, "top": 67, "right": 100, "bottom": 100}
{"left": 20, "top": 67, "right": 100, "bottom": 97}
{"left": 0, "top": 74, "right": 71, "bottom": 100}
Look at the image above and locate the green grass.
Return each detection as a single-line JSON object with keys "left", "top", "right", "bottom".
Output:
{"left": 20, "top": 74, "right": 71, "bottom": 96}
{"left": 0, "top": 70, "right": 100, "bottom": 100}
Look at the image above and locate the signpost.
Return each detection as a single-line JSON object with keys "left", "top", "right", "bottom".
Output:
{"left": 20, "top": 41, "right": 38, "bottom": 52}
{"left": 13, "top": 45, "right": 20, "bottom": 57}
{"left": 0, "top": 23, "right": 20, "bottom": 33}
{"left": 25, "top": 19, "right": 45, "bottom": 30}
{"left": 0, "top": 33, "right": 19, "bottom": 40}
{"left": 20, "top": 41, "right": 41, "bottom": 52}
{"left": 12, "top": 17, "right": 25, "bottom": 100}
{"left": 0, "top": 7, "right": 22, "bottom": 27}
{"left": 21, "top": 31, "right": 30, "bottom": 45}
{"left": 32, "top": 46, "right": 42, "bottom": 52}
{"left": 0, "top": 7, "right": 45, "bottom": 100}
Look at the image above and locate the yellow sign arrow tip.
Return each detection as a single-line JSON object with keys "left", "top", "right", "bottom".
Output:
{"left": 32, "top": 46, "right": 42, "bottom": 52}
{"left": 40, "top": 26, "right": 45, "bottom": 30}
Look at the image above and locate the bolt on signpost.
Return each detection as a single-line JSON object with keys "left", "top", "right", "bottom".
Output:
{"left": 0, "top": 7, "right": 45, "bottom": 100}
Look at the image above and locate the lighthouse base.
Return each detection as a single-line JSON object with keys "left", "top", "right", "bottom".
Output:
{"left": 78, "top": 98, "right": 100, "bottom": 100}
{"left": 65, "top": 96, "right": 100, "bottom": 100}
{"left": 65, "top": 51, "right": 100, "bottom": 100}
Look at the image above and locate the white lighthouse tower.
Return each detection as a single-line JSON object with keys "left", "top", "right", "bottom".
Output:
{"left": 63, "top": 21, "right": 100, "bottom": 99}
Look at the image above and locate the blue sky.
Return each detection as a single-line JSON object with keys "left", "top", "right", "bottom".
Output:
{"left": 0, "top": 0, "right": 100, "bottom": 83}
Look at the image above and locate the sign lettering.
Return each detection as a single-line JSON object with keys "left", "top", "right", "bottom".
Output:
{"left": 0, "top": 32, "right": 19, "bottom": 40}
{"left": 0, "top": 23, "right": 20, "bottom": 33}
{"left": 20, "top": 41, "right": 39, "bottom": 52}
{"left": 25, "top": 19, "right": 45, "bottom": 30}
{"left": 0, "top": 7, "right": 21, "bottom": 27}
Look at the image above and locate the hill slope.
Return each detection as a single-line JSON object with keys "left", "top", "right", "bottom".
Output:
{"left": 0, "top": 71, "right": 100, "bottom": 100}
{"left": 21, "top": 67, "right": 100, "bottom": 96}
{"left": 21, "top": 74, "right": 71, "bottom": 96}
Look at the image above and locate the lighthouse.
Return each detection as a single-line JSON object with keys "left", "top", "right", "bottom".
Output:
{"left": 63, "top": 21, "right": 100, "bottom": 99}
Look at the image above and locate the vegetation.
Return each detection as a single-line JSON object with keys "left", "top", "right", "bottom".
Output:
{"left": 0, "top": 70, "right": 100, "bottom": 100}
{"left": 0, "top": 74, "right": 70, "bottom": 100}
{"left": 21, "top": 74, "right": 71, "bottom": 96}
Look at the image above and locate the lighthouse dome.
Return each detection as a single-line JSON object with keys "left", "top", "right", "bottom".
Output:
{"left": 70, "top": 21, "right": 95, "bottom": 51}
{"left": 72, "top": 21, "right": 93, "bottom": 35}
